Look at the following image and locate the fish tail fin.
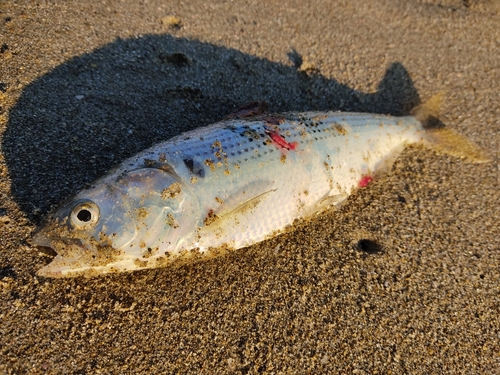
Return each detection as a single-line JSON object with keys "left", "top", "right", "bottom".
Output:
{"left": 412, "top": 94, "right": 491, "bottom": 163}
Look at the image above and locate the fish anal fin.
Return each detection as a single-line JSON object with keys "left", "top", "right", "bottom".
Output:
{"left": 371, "top": 144, "right": 407, "bottom": 179}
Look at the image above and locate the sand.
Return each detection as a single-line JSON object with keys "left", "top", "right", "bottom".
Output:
{"left": 0, "top": 0, "right": 499, "bottom": 373}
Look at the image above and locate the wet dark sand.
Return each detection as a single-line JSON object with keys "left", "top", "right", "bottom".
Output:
{"left": 1, "top": 0, "right": 499, "bottom": 373}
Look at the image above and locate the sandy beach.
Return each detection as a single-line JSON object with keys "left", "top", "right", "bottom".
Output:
{"left": 0, "top": 0, "right": 499, "bottom": 373}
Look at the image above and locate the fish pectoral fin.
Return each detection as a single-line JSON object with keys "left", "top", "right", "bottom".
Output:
{"left": 217, "top": 188, "right": 277, "bottom": 221}
{"left": 203, "top": 181, "right": 277, "bottom": 228}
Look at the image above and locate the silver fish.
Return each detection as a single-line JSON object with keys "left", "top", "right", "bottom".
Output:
{"left": 33, "top": 98, "right": 489, "bottom": 277}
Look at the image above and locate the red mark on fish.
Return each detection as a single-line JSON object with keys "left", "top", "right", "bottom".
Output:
{"left": 358, "top": 175, "right": 373, "bottom": 187}
{"left": 264, "top": 120, "right": 298, "bottom": 151}
{"left": 265, "top": 129, "right": 298, "bottom": 151}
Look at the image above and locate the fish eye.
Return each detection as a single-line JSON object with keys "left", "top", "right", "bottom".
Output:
{"left": 70, "top": 201, "right": 100, "bottom": 229}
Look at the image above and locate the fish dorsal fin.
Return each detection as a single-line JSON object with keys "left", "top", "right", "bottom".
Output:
{"left": 224, "top": 101, "right": 269, "bottom": 120}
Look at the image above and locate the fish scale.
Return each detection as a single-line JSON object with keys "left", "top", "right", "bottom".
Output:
{"left": 33, "top": 105, "right": 489, "bottom": 277}
{"left": 165, "top": 113, "right": 421, "bottom": 252}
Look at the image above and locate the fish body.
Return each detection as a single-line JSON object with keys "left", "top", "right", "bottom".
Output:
{"left": 33, "top": 107, "right": 488, "bottom": 277}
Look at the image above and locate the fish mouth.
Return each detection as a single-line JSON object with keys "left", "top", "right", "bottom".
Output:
{"left": 36, "top": 255, "right": 65, "bottom": 278}
{"left": 32, "top": 231, "right": 90, "bottom": 278}
{"left": 32, "top": 230, "right": 58, "bottom": 256}
{"left": 36, "top": 245, "right": 58, "bottom": 257}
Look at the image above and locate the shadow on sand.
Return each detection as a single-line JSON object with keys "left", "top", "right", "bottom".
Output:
{"left": 2, "top": 34, "right": 419, "bottom": 220}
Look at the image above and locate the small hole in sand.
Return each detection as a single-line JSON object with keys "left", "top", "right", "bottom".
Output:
{"left": 356, "top": 239, "right": 382, "bottom": 254}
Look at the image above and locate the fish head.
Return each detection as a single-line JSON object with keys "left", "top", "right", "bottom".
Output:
{"left": 33, "top": 167, "right": 200, "bottom": 278}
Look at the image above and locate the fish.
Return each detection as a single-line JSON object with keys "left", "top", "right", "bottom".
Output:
{"left": 32, "top": 96, "right": 490, "bottom": 278}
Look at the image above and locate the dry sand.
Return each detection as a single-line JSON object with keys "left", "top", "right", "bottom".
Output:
{"left": 0, "top": 0, "right": 499, "bottom": 373}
